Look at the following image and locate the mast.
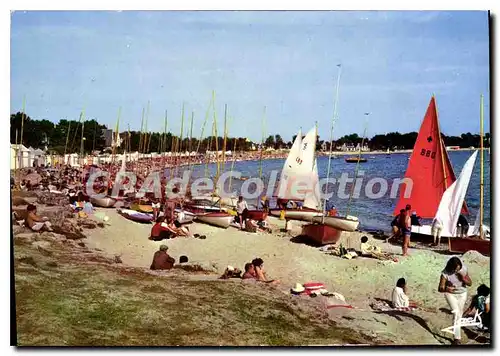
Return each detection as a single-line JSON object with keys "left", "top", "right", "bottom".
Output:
{"left": 176, "top": 103, "right": 185, "bottom": 177}
{"left": 139, "top": 107, "right": 145, "bottom": 154}
{"left": 258, "top": 106, "right": 266, "bottom": 180}
{"left": 222, "top": 104, "right": 228, "bottom": 173}
{"left": 212, "top": 91, "right": 220, "bottom": 183}
{"left": 434, "top": 95, "right": 449, "bottom": 190}
{"left": 14, "top": 129, "right": 18, "bottom": 172}
{"left": 80, "top": 109, "right": 86, "bottom": 166}
{"left": 112, "top": 106, "right": 121, "bottom": 163}
{"left": 228, "top": 138, "right": 237, "bottom": 193}
{"left": 346, "top": 115, "right": 368, "bottom": 217}
{"left": 479, "top": 94, "right": 484, "bottom": 237}
{"left": 93, "top": 120, "right": 97, "bottom": 153}
{"left": 64, "top": 120, "right": 71, "bottom": 157}
{"left": 322, "top": 64, "right": 342, "bottom": 220}
{"left": 188, "top": 111, "right": 194, "bottom": 171}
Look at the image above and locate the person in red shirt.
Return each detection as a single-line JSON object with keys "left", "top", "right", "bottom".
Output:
{"left": 149, "top": 216, "right": 171, "bottom": 241}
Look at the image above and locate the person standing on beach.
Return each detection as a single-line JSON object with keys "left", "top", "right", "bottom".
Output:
{"left": 387, "top": 209, "right": 404, "bottom": 243}
{"left": 438, "top": 257, "right": 472, "bottom": 345}
{"left": 398, "top": 205, "right": 411, "bottom": 256}
{"left": 431, "top": 217, "right": 443, "bottom": 246}
{"left": 457, "top": 214, "right": 469, "bottom": 238}
{"left": 236, "top": 195, "right": 249, "bottom": 230}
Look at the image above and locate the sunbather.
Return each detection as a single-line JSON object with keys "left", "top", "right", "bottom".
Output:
{"left": 251, "top": 258, "right": 279, "bottom": 284}
{"left": 26, "top": 204, "right": 53, "bottom": 232}
{"left": 241, "top": 262, "right": 256, "bottom": 280}
{"left": 360, "top": 236, "right": 394, "bottom": 261}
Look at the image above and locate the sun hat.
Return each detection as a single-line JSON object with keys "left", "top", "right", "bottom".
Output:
{"left": 291, "top": 283, "right": 306, "bottom": 294}
{"left": 227, "top": 265, "right": 235, "bottom": 271}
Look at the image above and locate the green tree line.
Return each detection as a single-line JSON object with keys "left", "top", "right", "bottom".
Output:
{"left": 11, "top": 112, "right": 490, "bottom": 155}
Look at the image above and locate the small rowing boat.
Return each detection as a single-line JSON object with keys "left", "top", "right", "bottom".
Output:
{"left": 117, "top": 208, "right": 153, "bottom": 223}
{"left": 196, "top": 211, "right": 233, "bottom": 229}
{"left": 90, "top": 196, "right": 117, "bottom": 208}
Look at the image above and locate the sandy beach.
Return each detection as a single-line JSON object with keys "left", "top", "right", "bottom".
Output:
{"left": 84, "top": 207, "right": 490, "bottom": 345}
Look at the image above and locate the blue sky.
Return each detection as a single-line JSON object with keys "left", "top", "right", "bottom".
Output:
{"left": 11, "top": 11, "right": 490, "bottom": 141}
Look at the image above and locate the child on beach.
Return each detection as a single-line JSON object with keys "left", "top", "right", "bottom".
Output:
{"left": 26, "top": 204, "right": 53, "bottom": 232}
{"left": 464, "top": 284, "right": 490, "bottom": 331}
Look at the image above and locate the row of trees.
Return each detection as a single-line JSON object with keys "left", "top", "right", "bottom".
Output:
{"left": 10, "top": 112, "right": 491, "bottom": 155}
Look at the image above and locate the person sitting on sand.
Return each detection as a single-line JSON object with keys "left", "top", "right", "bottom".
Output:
{"left": 149, "top": 216, "right": 172, "bottom": 241}
{"left": 241, "top": 262, "right": 256, "bottom": 279}
{"left": 463, "top": 284, "right": 490, "bottom": 331}
{"left": 251, "top": 258, "right": 280, "bottom": 285}
{"left": 150, "top": 245, "right": 175, "bottom": 270}
{"left": 162, "top": 217, "right": 193, "bottom": 238}
{"left": 392, "top": 278, "right": 418, "bottom": 308}
{"left": 26, "top": 204, "right": 53, "bottom": 232}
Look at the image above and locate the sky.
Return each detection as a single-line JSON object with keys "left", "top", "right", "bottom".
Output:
{"left": 10, "top": 10, "right": 490, "bottom": 142}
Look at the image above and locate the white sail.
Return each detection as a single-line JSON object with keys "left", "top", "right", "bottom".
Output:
{"left": 434, "top": 150, "right": 478, "bottom": 237}
{"left": 471, "top": 210, "right": 481, "bottom": 236}
{"left": 277, "top": 130, "right": 302, "bottom": 199}
{"left": 120, "top": 151, "right": 127, "bottom": 172}
{"left": 303, "top": 158, "right": 321, "bottom": 209}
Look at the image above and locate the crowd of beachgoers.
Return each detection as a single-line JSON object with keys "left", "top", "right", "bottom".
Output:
{"left": 11, "top": 159, "right": 490, "bottom": 346}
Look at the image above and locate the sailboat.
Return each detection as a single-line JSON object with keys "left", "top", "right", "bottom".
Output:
{"left": 394, "top": 96, "right": 470, "bottom": 243}
{"left": 448, "top": 95, "right": 490, "bottom": 256}
{"left": 268, "top": 127, "right": 323, "bottom": 221}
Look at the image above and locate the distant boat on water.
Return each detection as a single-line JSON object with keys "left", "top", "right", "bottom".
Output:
{"left": 345, "top": 157, "right": 367, "bottom": 163}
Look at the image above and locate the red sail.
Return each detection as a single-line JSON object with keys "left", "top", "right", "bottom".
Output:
{"left": 393, "top": 97, "right": 465, "bottom": 218}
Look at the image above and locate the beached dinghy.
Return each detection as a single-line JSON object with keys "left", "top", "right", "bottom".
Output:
{"left": 311, "top": 215, "right": 359, "bottom": 232}
{"left": 301, "top": 223, "right": 343, "bottom": 245}
{"left": 174, "top": 209, "right": 196, "bottom": 224}
{"left": 196, "top": 212, "right": 233, "bottom": 229}
{"left": 270, "top": 127, "right": 324, "bottom": 221}
{"left": 90, "top": 196, "right": 117, "bottom": 208}
{"left": 117, "top": 208, "right": 153, "bottom": 223}
{"left": 246, "top": 209, "right": 268, "bottom": 221}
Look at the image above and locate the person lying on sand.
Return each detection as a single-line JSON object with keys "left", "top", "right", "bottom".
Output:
{"left": 219, "top": 266, "right": 242, "bottom": 279}
{"left": 149, "top": 216, "right": 172, "bottom": 241}
{"left": 360, "top": 236, "right": 394, "bottom": 261}
{"left": 150, "top": 245, "right": 175, "bottom": 270}
{"left": 392, "top": 278, "right": 418, "bottom": 308}
{"left": 26, "top": 204, "right": 53, "bottom": 232}
{"left": 252, "top": 258, "right": 280, "bottom": 285}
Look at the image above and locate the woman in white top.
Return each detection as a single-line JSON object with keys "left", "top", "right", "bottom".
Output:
{"left": 438, "top": 257, "right": 472, "bottom": 344}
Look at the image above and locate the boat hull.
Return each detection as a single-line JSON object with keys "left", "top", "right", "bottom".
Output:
{"left": 410, "top": 225, "right": 490, "bottom": 245}
{"left": 301, "top": 223, "right": 343, "bottom": 245}
{"left": 246, "top": 210, "right": 268, "bottom": 221}
{"left": 311, "top": 215, "right": 359, "bottom": 232}
{"left": 449, "top": 237, "right": 490, "bottom": 257}
{"left": 269, "top": 208, "right": 320, "bottom": 221}
{"left": 90, "top": 196, "right": 117, "bottom": 208}
{"left": 196, "top": 212, "right": 233, "bottom": 229}
{"left": 174, "top": 209, "right": 196, "bottom": 224}
{"left": 118, "top": 208, "right": 153, "bottom": 223}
